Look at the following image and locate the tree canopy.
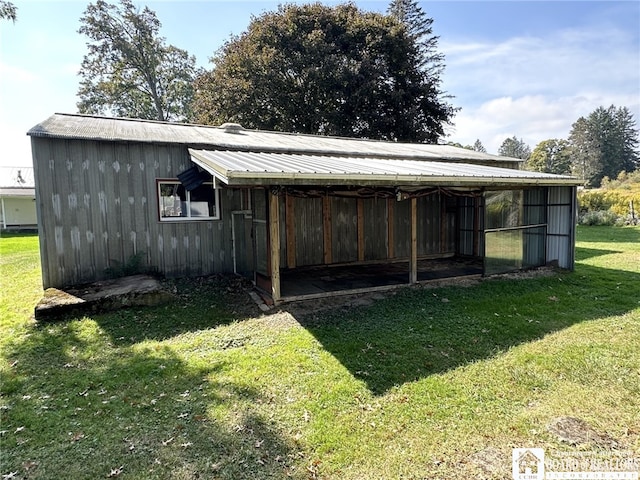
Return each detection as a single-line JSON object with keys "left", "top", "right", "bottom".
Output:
{"left": 526, "top": 139, "right": 571, "bottom": 175}
{"left": 77, "top": 0, "right": 198, "bottom": 122}
{"left": 0, "top": 1, "right": 16, "bottom": 22}
{"left": 192, "top": 3, "right": 456, "bottom": 142}
{"left": 498, "top": 136, "right": 531, "bottom": 160}
{"left": 387, "top": 0, "right": 444, "bottom": 74}
{"left": 569, "top": 105, "right": 639, "bottom": 187}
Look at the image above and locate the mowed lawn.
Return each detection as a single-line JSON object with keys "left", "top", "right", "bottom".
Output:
{"left": 1, "top": 227, "right": 638, "bottom": 479}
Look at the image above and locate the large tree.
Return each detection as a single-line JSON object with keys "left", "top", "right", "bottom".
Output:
{"left": 387, "top": 0, "right": 444, "bottom": 74}
{"left": 526, "top": 139, "right": 572, "bottom": 174}
{"left": 569, "top": 105, "right": 639, "bottom": 187}
{"left": 0, "top": 1, "right": 16, "bottom": 21}
{"left": 77, "top": 0, "right": 197, "bottom": 122}
{"left": 192, "top": 3, "right": 456, "bottom": 142}
{"left": 498, "top": 136, "right": 531, "bottom": 160}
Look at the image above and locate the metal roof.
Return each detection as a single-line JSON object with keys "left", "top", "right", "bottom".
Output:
{"left": 188, "top": 149, "right": 581, "bottom": 187}
{"left": 28, "top": 113, "right": 521, "bottom": 165}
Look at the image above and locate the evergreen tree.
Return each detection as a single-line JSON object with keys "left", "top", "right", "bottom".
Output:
{"left": 387, "top": 0, "right": 444, "bottom": 74}
{"left": 498, "top": 136, "right": 531, "bottom": 160}
{"left": 569, "top": 106, "right": 639, "bottom": 187}
{"left": 0, "top": 1, "right": 16, "bottom": 21}
{"left": 472, "top": 139, "right": 487, "bottom": 153}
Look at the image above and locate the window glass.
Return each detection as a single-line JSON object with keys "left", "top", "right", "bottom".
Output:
{"left": 158, "top": 181, "right": 219, "bottom": 221}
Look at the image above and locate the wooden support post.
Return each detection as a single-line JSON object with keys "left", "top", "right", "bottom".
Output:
{"left": 387, "top": 198, "right": 394, "bottom": 259}
{"left": 322, "top": 195, "right": 332, "bottom": 264}
{"left": 410, "top": 197, "right": 417, "bottom": 284}
{"left": 285, "top": 194, "right": 296, "bottom": 269}
{"left": 357, "top": 198, "right": 365, "bottom": 262}
{"left": 269, "top": 192, "right": 281, "bottom": 303}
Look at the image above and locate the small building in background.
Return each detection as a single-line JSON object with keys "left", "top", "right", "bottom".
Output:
{"left": 0, "top": 167, "right": 37, "bottom": 231}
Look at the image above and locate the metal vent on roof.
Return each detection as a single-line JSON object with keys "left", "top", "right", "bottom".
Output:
{"left": 219, "top": 122, "right": 245, "bottom": 133}
{"left": 177, "top": 166, "right": 211, "bottom": 191}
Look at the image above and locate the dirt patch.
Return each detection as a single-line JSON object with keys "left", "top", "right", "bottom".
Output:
{"left": 548, "top": 417, "right": 620, "bottom": 448}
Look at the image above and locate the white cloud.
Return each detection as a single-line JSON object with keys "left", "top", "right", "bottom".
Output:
{"left": 441, "top": 22, "right": 640, "bottom": 153}
{"left": 448, "top": 93, "right": 640, "bottom": 154}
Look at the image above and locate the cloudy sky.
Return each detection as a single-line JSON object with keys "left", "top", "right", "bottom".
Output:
{"left": 0, "top": 0, "right": 638, "bottom": 167}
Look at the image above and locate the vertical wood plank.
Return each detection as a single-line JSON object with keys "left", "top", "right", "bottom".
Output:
{"left": 269, "top": 192, "right": 281, "bottom": 302}
{"left": 322, "top": 195, "right": 332, "bottom": 264}
{"left": 387, "top": 198, "right": 394, "bottom": 259}
{"left": 285, "top": 194, "right": 296, "bottom": 268}
{"left": 357, "top": 198, "right": 365, "bottom": 262}
{"left": 410, "top": 197, "right": 417, "bottom": 284}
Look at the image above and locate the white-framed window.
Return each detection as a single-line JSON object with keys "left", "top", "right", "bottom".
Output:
{"left": 157, "top": 179, "right": 220, "bottom": 221}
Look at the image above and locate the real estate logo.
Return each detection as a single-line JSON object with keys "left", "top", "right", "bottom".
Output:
{"left": 512, "top": 448, "right": 545, "bottom": 480}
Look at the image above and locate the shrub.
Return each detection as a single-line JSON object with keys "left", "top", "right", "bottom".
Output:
{"left": 577, "top": 210, "right": 619, "bottom": 226}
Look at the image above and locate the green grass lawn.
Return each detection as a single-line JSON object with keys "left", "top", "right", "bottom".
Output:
{"left": 1, "top": 227, "right": 639, "bottom": 479}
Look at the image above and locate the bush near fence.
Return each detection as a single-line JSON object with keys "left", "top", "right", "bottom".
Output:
{"left": 577, "top": 171, "right": 639, "bottom": 226}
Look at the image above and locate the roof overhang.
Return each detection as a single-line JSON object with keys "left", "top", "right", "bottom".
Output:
{"left": 189, "top": 149, "right": 582, "bottom": 188}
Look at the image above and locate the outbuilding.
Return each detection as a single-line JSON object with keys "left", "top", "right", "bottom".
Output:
{"left": 28, "top": 113, "right": 581, "bottom": 303}
{"left": 0, "top": 167, "right": 37, "bottom": 231}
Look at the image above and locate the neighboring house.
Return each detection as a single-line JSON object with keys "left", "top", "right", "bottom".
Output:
{"left": 28, "top": 113, "right": 581, "bottom": 303}
{"left": 0, "top": 166, "right": 37, "bottom": 231}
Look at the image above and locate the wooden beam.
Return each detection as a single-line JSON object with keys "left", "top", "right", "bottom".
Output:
{"left": 269, "top": 192, "right": 281, "bottom": 303}
{"left": 322, "top": 195, "right": 332, "bottom": 264}
{"left": 387, "top": 198, "right": 394, "bottom": 259}
{"left": 410, "top": 197, "right": 417, "bottom": 284}
{"left": 357, "top": 198, "right": 365, "bottom": 262}
{"left": 285, "top": 194, "right": 296, "bottom": 269}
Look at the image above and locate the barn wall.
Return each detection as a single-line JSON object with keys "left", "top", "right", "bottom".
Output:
{"left": 32, "top": 137, "right": 242, "bottom": 288}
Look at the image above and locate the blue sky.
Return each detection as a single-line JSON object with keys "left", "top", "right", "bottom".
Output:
{"left": 1, "top": 0, "right": 638, "bottom": 167}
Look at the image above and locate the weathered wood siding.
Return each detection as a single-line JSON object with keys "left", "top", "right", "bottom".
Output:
{"left": 32, "top": 137, "right": 241, "bottom": 288}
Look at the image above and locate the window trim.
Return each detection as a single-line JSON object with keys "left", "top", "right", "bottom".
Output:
{"left": 157, "top": 178, "right": 221, "bottom": 222}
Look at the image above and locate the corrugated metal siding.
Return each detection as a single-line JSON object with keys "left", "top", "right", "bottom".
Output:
{"left": 392, "top": 199, "right": 411, "bottom": 258}
{"left": 32, "top": 137, "right": 240, "bottom": 288}
{"left": 331, "top": 197, "right": 358, "bottom": 263}
{"left": 417, "top": 195, "right": 442, "bottom": 255}
{"left": 294, "top": 196, "right": 324, "bottom": 266}
{"left": 363, "top": 197, "right": 389, "bottom": 261}
{"left": 546, "top": 186, "right": 576, "bottom": 269}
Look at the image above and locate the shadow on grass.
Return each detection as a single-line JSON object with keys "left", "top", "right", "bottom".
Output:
{"left": 294, "top": 261, "right": 639, "bottom": 396}
{"left": 574, "top": 246, "right": 621, "bottom": 261}
{"left": 89, "top": 275, "right": 260, "bottom": 347}
{"left": 1, "top": 304, "right": 302, "bottom": 479}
